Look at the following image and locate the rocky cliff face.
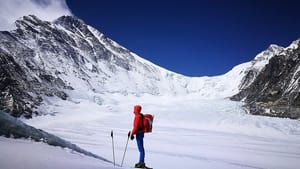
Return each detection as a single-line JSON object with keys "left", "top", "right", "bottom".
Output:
{"left": 238, "top": 45, "right": 284, "bottom": 90}
{"left": 0, "top": 51, "right": 36, "bottom": 118}
{"left": 0, "top": 15, "right": 72, "bottom": 118}
{"left": 0, "top": 15, "right": 92, "bottom": 117}
{"left": 231, "top": 40, "right": 300, "bottom": 119}
{"left": 0, "top": 48, "right": 68, "bottom": 118}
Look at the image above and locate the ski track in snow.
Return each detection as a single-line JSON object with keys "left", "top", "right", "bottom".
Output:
{"left": 23, "top": 96, "right": 300, "bottom": 169}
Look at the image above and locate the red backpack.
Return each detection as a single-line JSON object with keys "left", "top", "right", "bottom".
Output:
{"left": 142, "top": 114, "right": 154, "bottom": 133}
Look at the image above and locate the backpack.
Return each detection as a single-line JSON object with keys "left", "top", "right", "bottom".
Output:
{"left": 142, "top": 114, "right": 154, "bottom": 133}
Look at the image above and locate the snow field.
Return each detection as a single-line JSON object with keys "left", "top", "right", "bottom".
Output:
{"left": 24, "top": 94, "right": 300, "bottom": 169}
{"left": 0, "top": 137, "right": 115, "bottom": 169}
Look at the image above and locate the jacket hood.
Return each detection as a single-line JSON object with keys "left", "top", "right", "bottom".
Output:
{"left": 133, "top": 105, "right": 142, "bottom": 114}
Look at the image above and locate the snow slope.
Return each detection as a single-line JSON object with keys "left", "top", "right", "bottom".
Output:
{"left": 0, "top": 137, "right": 115, "bottom": 169}
{"left": 24, "top": 94, "right": 300, "bottom": 169}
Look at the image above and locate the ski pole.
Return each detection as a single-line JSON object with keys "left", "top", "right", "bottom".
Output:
{"left": 111, "top": 130, "right": 115, "bottom": 167}
{"left": 121, "top": 131, "right": 131, "bottom": 167}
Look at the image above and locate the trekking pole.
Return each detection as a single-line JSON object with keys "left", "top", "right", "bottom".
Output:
{"left": 121, "top": 131, "right": 131, "bottom": 167}
{"left": 111, "top": 130, "right": 115, "bottom": 167}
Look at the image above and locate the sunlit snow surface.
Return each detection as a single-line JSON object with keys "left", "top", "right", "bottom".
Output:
{"left": 23, "top": 93, "right": 300, "bottom": 169}
{"left": 0, "top": 137, "right": 114, "bottom": 169}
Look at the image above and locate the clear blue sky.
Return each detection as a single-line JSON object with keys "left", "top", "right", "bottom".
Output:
{"left": 66, "top": 0, "right": 300, "bottom": 77}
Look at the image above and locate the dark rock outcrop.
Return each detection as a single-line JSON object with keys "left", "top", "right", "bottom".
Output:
{"left": 231, "top": 40, "right": 300, "bottom": 119}
{"left": 0, "top": 51, "right": 39, "bottom": 118}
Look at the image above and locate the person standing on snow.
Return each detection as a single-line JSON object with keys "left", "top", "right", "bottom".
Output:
{"left": 130, "top": 105, "right": 147, "bottom": 168}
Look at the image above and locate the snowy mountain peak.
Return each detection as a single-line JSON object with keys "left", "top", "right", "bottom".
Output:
{"left": 254, "top": 44, "right": 284, "bottom": 63}
{"left": 55, "top": 15, "right": 85, "bottom": 26}
{"left": 234, "top": 44, "right": 285, "bottom": 91}
{"left": 16, "top": 15, "right": 42, "bottom": 24}
{"left": 15, "top": 15, "right": 50, "bottom": 30}
{"left": 286, "top": 38, "right": 300, "bottom": 50}
{"left": 267, "top": 44, "right": 284, "bottom": 52}
{"left": 54, "top": 15, "right": 89, "bottom": 35}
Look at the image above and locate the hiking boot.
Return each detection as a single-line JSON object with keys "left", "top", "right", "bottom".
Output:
{"left": 134, "top": 162, "right": 145, "bottom": 168}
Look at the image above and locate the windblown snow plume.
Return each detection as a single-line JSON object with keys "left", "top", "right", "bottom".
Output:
{"left": 0, "top": 0, "right": 72, "bottom": 31}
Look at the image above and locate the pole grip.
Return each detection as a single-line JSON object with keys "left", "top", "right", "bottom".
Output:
{"left": 110, "top": 130, "right": 115, "bottom": 167}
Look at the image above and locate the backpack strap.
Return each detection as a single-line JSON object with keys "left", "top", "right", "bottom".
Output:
{"left": 138, "top": 113, "right": 144, "bottom": 132}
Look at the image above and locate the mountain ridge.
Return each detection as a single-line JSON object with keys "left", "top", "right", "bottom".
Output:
{"left": 0, "top": 15, "right": 299, "bottom": 119}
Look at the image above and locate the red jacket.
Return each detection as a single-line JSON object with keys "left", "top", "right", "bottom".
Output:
{"left": 131, "top": 105, "right": 143, "bottom": 135}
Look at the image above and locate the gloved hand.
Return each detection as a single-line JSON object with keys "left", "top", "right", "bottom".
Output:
{"left": 130, "top": 135, "right": 135, "bottom": 140}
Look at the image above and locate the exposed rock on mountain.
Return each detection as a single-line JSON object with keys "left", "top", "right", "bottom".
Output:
{"left": 0, "top": 51, "right": 37, "bottom": 118}
{"left": 238, "top": 44, "right": 284, "bottom": 90}
{"left": 231, "top": 40, "right": 300, "bottom": 119}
